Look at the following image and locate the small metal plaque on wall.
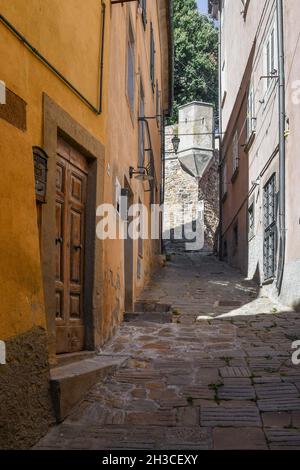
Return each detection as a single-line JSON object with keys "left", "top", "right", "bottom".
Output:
{"left": 33, "top": 147, "right": 48, "bottom": 203}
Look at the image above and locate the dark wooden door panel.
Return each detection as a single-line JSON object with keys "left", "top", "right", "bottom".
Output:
{"left": 70, "top": 209, "right": 82, "bottom": 283}
{"left": 55, "top": 140, "right": 87, "bottom": 354}
{"left": 55, "top": 201, "right": 64, "bottom": 282}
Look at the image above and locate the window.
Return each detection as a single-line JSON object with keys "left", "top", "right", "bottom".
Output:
{"left": 265, "top": 22, "right": 278, "bottom": 89}
{"left": 248, "top": 204, "right": 254, "bottom": 239}
{"left": 263, "top": 175, "right": 277, "bottom": 280}
{"left": 232, "top": 131, "right": 239, "bottom": 174}
{"left": 233, "top": 222, "right": 239, "bottom": 252}
{"left": 139, "top": 0, "right": 147, "bottom": 29}
{"left": 138, "top": 80, "right": 145, "bottom": 168}
{"left": 222, "top": 162, "right": 228, "bottom": 197}
{"left": 127, "top": 21, "right": 135, "bottom": 113}
{"left": 247, "top": 84, "right": 256, "bottom": 141}
{"left": 150, "top": 22, "right": 155, "bottom": 89}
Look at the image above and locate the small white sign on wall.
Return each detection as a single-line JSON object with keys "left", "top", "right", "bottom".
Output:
{"left": 0, "top": 340, "right": 6, "bottom": 365}
{"left": 0, "top": 80, "right": 6, "bottom": 105}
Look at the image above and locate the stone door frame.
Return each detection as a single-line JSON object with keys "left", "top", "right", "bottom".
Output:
{"left": 42, "top": 94, "right": 105, "bottom": 364}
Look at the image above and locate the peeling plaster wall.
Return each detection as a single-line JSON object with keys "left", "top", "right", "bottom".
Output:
{"left": 0, "top": 327, "right": 54, "bottom": 449}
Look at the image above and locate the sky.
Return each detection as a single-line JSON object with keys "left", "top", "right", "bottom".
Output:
{"left": 197, "top": 0, "right": 208, "bottom": 14}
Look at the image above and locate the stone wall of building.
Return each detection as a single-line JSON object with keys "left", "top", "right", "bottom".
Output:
{"left": 198, "top": 151, "right": 220, "bottom": 251}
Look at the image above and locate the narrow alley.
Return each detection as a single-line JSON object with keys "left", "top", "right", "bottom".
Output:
{"left": 2, "top": 0, "right": 300, "bottom": 455}
{"left": 36, "top": 253, "right": 300, "bottom": 450}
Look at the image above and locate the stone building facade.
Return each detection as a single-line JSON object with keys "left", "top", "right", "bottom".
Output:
{"left": 213, "top": 0, "right": 300, "bottom": 309}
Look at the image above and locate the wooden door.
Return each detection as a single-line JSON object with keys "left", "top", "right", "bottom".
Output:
{"left": 55, "top": 138, "right": 88, "bottom": 354}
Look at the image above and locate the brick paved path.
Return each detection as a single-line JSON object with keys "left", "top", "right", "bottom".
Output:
{"left": 36, "top": 254, "right": 300, "bottom": 450}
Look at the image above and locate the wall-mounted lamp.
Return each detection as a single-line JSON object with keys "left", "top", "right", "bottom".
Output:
{"left": 129, "top": 166, "right": 154, "bottom": 181}
{"left": 171, "top": 135, "right": 180, "bottom": 154}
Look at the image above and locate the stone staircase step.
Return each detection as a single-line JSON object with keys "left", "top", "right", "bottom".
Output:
{"left": 134, "top": 301, "right": 171, "bottom": 313}
{"left": 50, "top": 354, "right": 128, "bottom": 422}
{"left": 124, "top": 311, "right": 173, "bottom": 324}
{"left": 56, "top": 350, "right": 96, "bottom": 367}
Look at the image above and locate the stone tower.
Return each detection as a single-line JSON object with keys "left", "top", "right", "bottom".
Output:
{"left": 163, "top": 102, "right": 219, "bottom": 253}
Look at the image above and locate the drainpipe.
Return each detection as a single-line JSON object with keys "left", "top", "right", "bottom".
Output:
{"left": 276, "top": 0, "right": 286, "bottom": 293}
{"left": 218, "top": 4, "right": 223, "bottom": 260}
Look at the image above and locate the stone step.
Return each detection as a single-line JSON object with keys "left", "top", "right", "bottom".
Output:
{"left": 56, "top": 350, "right": 96, "bottom": 367}
{"left": 124, "top": 311, "right": 173, "bottom": 324}
{"left": 134, "top": 301, "right": 171, "bottom": 313}
{"left": 50, "top": 354, "right": 128, "bottom": 422}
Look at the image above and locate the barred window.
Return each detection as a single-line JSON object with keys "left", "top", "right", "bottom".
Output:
{"left": 248, "top": 203, "right": 254, "bottom": 239}
{"left": 263, "top": 174, "right": 276, "bottom": 280}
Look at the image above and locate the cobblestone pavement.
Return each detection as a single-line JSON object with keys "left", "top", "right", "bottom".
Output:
{"left": 36, "top": 254, "right": 300, "bottom": 450}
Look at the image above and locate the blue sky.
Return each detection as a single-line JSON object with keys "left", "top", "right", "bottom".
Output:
{"left": 197, "top": 0, "right": 208, "bottom": 14}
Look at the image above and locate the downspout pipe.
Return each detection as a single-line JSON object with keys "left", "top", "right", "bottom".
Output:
{"left": 276, "top": 0, "right": 286, "bottom": 293}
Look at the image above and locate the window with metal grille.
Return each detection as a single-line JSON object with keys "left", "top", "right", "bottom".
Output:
{"left": 248, "top": 203, "right": 254, "bottom": 239}
{"left": 150, "top": 22, "right": 155, "bottom": 89}
{"left": 263, "top": 174, "right": 276, "bottom": 280}
{"left": 127, "top": 21, "right": 135, "bottom": 113}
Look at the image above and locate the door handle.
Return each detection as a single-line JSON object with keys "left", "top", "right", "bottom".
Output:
{"left": 55, "top": 237, "right": 63, "bottom": 245}
{"left": 73, "top": 244, "right": 82, "bottom": 250}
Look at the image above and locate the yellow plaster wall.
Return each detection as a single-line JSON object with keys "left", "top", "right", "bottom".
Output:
{"left": 0, "top": 119, "right": 46, "bottom": 340}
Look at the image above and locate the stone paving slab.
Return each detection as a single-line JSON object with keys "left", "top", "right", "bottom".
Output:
{"left": 262, "top": 412, "right": 292, "bottom": 428}
{"left": 213, "top": 427, "right": 268, "bottom": 450}
{"left": 218, "top": 384, "right": 256, "bottom": 401}
{"left": 165, "top": 427, "right": 213, "bottom": 450}
{"left": 220, "top": 366, "right": 252, "bottom": 378}
{"left": 257, "top": 398, "right": 300, "bottom": 412}
{"left": 255, "top": 382, "right": 299, "bottom": 399}
{"left": 200, "top": 405, "right": 262, "bottom": 427}
{"left": 265, "top": 428, "right": 300, "bottom": 450}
